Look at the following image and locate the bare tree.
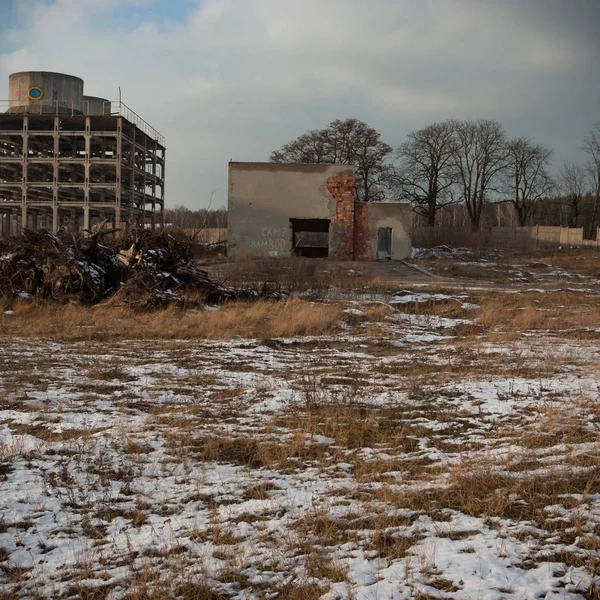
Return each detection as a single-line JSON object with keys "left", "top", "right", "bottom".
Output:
{"left": 213, "top": 206, "right": 228, "bottom": 229}
{"left": 581, "top": 123, "right": 600, "bottom": 237}
{"left": 559, "top": 162, "right": 588, "bottom": 228}
{"left": 504, "top": 137, "right": 554, "bottom": 226}
{"left": 270, "top": 118, "right": 392, "bottom": 202}
{"left": 389, "top": 120, "right": 458, "bottom": 226}
{"left": 452, "top": 119, "right": 509, "bottom": 230}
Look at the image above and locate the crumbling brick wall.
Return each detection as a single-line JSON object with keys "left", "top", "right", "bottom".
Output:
{"left": 353, "top": 202, "right": 372, "bottom": 260}
{"left": 327, "top": 174, "right": 355, "bottom": 259}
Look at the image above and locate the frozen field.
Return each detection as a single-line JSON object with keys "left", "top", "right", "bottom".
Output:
{"left": 1, "top": 254, "right": 600, "bottom": 599}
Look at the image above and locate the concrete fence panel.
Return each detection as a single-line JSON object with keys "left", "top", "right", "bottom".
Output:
{"left": 413, "top": 225, "right": 598, "bottom": 250}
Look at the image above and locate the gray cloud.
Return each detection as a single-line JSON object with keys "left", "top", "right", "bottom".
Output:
{"left": 1, "top": 0, "right": 598, "bottom": 208}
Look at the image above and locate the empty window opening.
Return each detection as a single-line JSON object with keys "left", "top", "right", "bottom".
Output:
{"left": 377, "top": 227, "right": 392, "bottom": 259}
{"left": 290, "top": 218, "right": 330, "bottom": 258}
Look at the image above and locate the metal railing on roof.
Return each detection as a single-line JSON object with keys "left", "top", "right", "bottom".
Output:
{"left": 0, "top": 99, "right": 165, "bottom": 146}
{"left": 111, "top": 102, "right": 165, "bottom": 146}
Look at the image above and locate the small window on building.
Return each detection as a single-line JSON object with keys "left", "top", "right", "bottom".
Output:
{"left": 290, "top": 218, "right": 330, "bottom": 258}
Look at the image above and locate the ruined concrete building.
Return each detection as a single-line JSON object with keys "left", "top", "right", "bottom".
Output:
{"left": 0, "top": 71, "right": 165, "bottom": 235}
{"left": 227, "top": 162, "right": 412, "bottom": 260}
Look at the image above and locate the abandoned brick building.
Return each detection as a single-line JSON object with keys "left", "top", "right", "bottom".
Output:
{"left": 227, "top": 162, "right": 412, "bottom": 260}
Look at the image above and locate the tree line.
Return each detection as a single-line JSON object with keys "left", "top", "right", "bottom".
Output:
{"left": 270, "top": 118, "right": 600, "bottom": 236}
{"left": 164, "top": 206, "right": 227, "bottom": 230}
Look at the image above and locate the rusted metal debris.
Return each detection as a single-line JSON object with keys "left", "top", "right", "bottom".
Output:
{"left": 0, "top": 228, "right": 284, "bottom": 310}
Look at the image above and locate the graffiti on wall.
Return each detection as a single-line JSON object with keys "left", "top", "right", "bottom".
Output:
{"left": 51, "top": 89, "right": 68, "bottom": 109}
{"left": 27, "top": 87, "right": 44, "bottom": 100}
{"left": 13, "top": 87, "right": 69, "bottom": 108}
{"left": 250, "top": 227, "right": 287, "bottom": 254}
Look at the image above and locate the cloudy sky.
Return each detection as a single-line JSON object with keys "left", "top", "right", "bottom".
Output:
{"left": 0, "top": 0, "right": 598, "bottom": 209}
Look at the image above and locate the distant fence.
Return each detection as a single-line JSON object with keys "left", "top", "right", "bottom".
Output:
{"left": 413, "top": 226, "right": 600, "bottom": 250}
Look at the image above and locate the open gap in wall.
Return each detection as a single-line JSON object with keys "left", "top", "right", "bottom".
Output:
{"left": 290, "top": 218, "right": 329, "bottom": 258}
{"left": 377, "top": 227, "right": 392, "bottom": 259}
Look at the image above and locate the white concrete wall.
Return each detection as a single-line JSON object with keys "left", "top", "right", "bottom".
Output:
{"left": 227, "top": 162, "right": 353, "bottom": 258}
{"left": 365, "top": 203, "right": 413, "bottom": 260}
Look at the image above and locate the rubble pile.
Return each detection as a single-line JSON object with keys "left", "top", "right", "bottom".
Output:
{"left": 111, "top": 229, "right": 238, "bottom": 310}
{"left": 0, "top": 228, "right": 282, "bottom": 309}
{"left": 0, "top": 228, "right": 121, "bottom": 304}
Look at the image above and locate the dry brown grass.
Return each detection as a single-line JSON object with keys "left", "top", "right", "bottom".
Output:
{"left": 390, "top": 456, "right": 600, "bottom": 524}
{"left": 273, "top": 401, "right": 420, "bottom": 452}
{"left": 64, "top": 572, "right": 246, "bottom": 600}
{"left": 369, "top": 530, "right": 420, "bottom": 560}
{"left": 304, "top": 552, "right": 348, "bottom": 583}
{"left": 292, "top": 508, "right": 359, "bottom": 547}
{"left": 8, "top": 422, "right": 107, "bottom": 443}
{"left": 118, "top": 566, "right": 227, "bottom": 600}
{"left": 388, "top": 284, "right": 600, "bottom": 334}
{"left": 471, "top": 289, "right": 600, "bottom": 332}
{"left": 164, "top": 430, "right": 329, "bottom": 469}
{"left": 0, "top": 299, "right": 342, "bottom": 340}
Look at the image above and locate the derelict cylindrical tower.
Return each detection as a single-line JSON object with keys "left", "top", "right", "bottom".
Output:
{"left": 8, "top": 71, "right": 84, "bottom": 114}
{"left": 83, "top": 96, "right": 111, "bottom": 117}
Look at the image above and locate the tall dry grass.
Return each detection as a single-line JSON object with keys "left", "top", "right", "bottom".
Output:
{"left": 0, "top": 299, "right": 342, "bottom": 341}
{"left": 476, "top": 290, "right": 600, "bottom": 331}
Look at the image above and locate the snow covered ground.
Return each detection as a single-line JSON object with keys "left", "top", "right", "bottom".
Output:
{"left": 1, "top": 286, "right": 599, "bottom": 599}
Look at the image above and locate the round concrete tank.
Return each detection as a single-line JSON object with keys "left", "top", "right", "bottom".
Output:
{"left": 8, "top": 71, "right": 84, "bottom": 114}
{"left": 83, "top": 96, "right": 111, "bottom": 116}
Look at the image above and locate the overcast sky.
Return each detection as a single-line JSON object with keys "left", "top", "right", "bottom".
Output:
{"left": 1, "top": 0, "right": 598, "bottom": 209}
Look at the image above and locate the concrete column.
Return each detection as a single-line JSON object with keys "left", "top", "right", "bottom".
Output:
{"left": 21, "top": 204, "right": 27, "bottom": 233}
{"left": 84, "top": 116, "right": 91, "bottom": 232}
{"left": 52, "top": 205, "right": 59, "bottom": 233}
{"left": 142, "top": 135, "right": 147, "bottom": 229}
{"left": 161, "top": 148, "right": 165, "bottom": 229}
{"left": 52, "top": 117, "right": 59, "bottom": 233}
{"left": 151, "top": 140, "right": 158, "bottom": 230}
{"left": 131, "top": 125, "right": 136, "bottom": 209}
{"left": 83, "top": 205, "right": 90, "bottom": 232}
{"left": 116, "top": 118, "right": 122, "bottom": 237}
{"left": 22, "top": 116, "right": 28, "bottom": 234}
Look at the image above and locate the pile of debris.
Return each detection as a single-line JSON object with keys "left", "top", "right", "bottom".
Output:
{"left": 0, "top": 227, "right": 284, "bottom": 309}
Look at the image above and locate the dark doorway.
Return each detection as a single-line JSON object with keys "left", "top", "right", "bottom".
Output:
{"left": 290, "top": 218, "right": 330, "bottom": 258}
{"left": 377, "top": 227, "right": 392, "bottom": 259}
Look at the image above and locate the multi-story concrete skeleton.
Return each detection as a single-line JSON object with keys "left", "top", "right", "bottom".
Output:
{"left": 0, "top": 71, "right": 165, "bottom": 235}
